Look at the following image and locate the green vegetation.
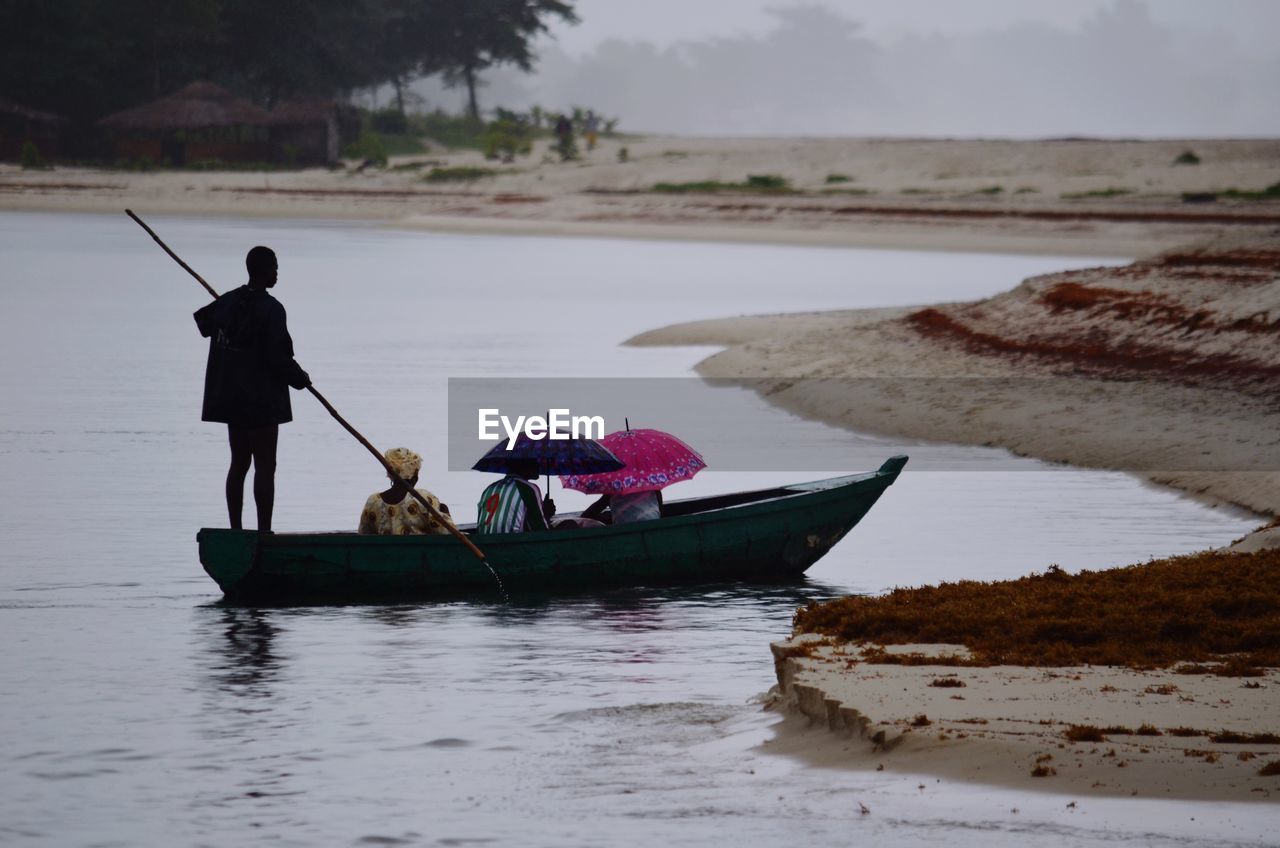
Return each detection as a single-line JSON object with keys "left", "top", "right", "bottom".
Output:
{"left": 370, "top": 108, "right": 409, "bottom": 135}
{"left": 375, "top": 133, "right": 427, "bottom": 157}
{"left": 422, "top": 166, "right": 503, "bottom": 183}
{"left": 0, "top": 1, "right": 578, "bottom": 126}
{"left": 354, "top": 106, "right": 573, "bottom": 164}
{"left": 1173, "top": 150, "right": 1202, "bottom": 166}
{"left": 792, "top": 548, "right": 1280, "bottom": 670}
{"left": 19, "top": 141, "right": 46, "bottom": 170}
{"left": 1222, "top": 181, "right": 1280, "bottom": 200}
{"left": 973, "top": 185, "right": 1003, "bottom": 195}
{"left": 343, "top": 131, "right": 388, "bottom": 167}
{"left": 652, "top": 174, "right": 793, "bottom": 194}
{"left": 398, "top": 106, "right": 614, "bottom": 161}
{"left": 413, "top": 110, "right": 486, "bottom": 150}
{"left": 1180, "top": 182, "right": 1280, "bottom": 204}
{"left": 1015, "top": 187, "right": 1039, "bottom": 195}
{"left": 825, "top": 173, "right": 854, "bottom": 184}
{"left": 744, "top": 174, "right": 787, "bottom": 189}
{"left": 822, "top": 187, "right": 874, "bottom": 196}
{"left": 901, "top": 187, "right": 939, "bottom": 195}
{"left": 482, "top": 111, "right": 535, "bottom": 162}
{"left": 652, "top": 181, "right": 730, "bottom": 193}
{"left": 1061, "top": 188, "right": 1134, "bottom": 199}
{"left": 389, "top": 160, "right": 442, "bottom": 172}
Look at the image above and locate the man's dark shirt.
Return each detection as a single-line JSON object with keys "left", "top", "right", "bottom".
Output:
{"left": 194, "top": 285, "right": 309, "bottom": 427}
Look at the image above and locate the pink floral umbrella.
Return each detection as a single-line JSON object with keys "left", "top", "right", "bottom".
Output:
{"left": 560, "top": 426, "right": 706, "bottom": 494}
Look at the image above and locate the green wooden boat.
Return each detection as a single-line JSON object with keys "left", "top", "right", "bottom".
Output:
{"left": 198, "top": 455, "right": 908, "bottom": 601}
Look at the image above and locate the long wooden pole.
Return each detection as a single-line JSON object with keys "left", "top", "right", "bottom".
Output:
{"left": 126, "top": 209, "right": 492, "bottom": 566}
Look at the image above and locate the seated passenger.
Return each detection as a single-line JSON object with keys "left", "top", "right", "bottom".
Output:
{"left": 476, "top": 459, "right": 556, "bottom": 534}
{"left": 581, "top": 490, "right": 663, "bottom": 525}
{"left": 358, "top": 447, "right": 454, "bottom": 536}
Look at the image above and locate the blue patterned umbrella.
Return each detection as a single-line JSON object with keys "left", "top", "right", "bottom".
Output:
{"left": 472, "top": 433, "right": 625, "bottom": 476}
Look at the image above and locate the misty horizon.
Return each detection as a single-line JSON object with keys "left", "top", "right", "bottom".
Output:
{"left": 386, "top": 0, "right": 1280, "bottom": 138}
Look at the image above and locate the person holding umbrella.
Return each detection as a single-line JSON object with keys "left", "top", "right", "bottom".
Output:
{"left": 562, "top": 425, "right": 706, "bottom": 526}
{"left": 473, "top": 432, "right": 625, "bottom": 534}
{"left": 475, "top": 458, "right": 556, "bottom": 534}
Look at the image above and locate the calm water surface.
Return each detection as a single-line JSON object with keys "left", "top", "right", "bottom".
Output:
{"left": 0, "top": 212, "right": 1266, "bottom": 846}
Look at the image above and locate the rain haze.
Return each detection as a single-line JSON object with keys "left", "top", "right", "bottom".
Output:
{"left": 4, "top": 0, "right": 1280, "bottom": 843}
{"left": 405, "top": 0, "right": 1280, "bottom": 137}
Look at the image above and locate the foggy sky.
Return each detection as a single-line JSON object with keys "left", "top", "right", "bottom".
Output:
{"left": 546, "top": 0, "right": 1280, "bottom": 59}
{"left": 401, "top": 0, "right": 1280, "bottom": 137}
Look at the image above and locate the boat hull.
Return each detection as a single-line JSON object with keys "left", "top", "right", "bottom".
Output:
{"left": 198, "top": 456, "right": 907, "bottom": 601}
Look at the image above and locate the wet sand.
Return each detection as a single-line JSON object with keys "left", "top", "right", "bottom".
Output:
{"left": 4, "top": 135, "right": 1279, "bottom": 257}
{"left": 631, "top": 232, "right": 1280, "bottom": 544}
{"left": 10, "top": 134, "right": 1280, "bottom": 801}
{"left": 769, "top": 636, "right": 1280, "bottom": 802}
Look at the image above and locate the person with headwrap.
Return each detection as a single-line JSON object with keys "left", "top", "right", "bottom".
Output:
{"left": 358, "top": 448, "right": 455, "bottom": 536}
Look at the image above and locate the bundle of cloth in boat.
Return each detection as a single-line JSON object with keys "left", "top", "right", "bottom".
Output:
{"left": 358, "top": 448, "right": 455, "bottom": 535}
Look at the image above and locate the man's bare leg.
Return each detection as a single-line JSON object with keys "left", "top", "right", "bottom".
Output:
{"left": 248, "top": 425, "right": 279, "bottom": 533}
{"left": 226, "top": 426, "right": 253, "bottom": 530}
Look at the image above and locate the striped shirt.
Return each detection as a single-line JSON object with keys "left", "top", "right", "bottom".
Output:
{"left": 476, "top": 476, "right": 548, "bottom": 534}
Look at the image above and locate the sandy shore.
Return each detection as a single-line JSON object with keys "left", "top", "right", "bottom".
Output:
{"left": 10, "top": 135, "right": 1280, "bottom": 798}
{"left": 4, "top": 136, "right": 1279, "bottom": 257}
{"left": 769, "top": 636, "right": 1280, "bottom": 802}
{"left": 617, "top": 166, "right": 1280, "bottom": 797}
{"left": 631, "top": 233, "right": 1280, "bottom": 544}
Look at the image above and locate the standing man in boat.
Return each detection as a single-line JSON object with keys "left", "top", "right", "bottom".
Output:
{"left": 194, "top": 246, "right": 310, "bottom": 533}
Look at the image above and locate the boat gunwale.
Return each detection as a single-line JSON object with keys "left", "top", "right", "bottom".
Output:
{"left": 199, "top": 467, "right": 897, "bottom": 549}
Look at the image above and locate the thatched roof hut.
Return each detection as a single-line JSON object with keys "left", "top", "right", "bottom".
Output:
{"left": 98, "top": 81, "right": 270, "bottom": 131}
{"left": 97, "top": 81, "right": 272, "bottom": 166}
{"left": 268, "top": 99, "right": 360, "bottom": 165}
{"left": 0, "top": 97, "right": 67, "bottom": 161}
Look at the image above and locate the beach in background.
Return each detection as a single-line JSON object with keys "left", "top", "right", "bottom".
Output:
{"left": 2, "top": 132, "right": 1278, "bottom": 841}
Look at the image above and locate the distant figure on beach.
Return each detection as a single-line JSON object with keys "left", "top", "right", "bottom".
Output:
{"left": 582, "top": 490, "right": 663, "bottom": 525}
{"left": 358, "top": 448, "right": 454, "bottom": 535}
{"left": 583, "top": 110, "right": 600, "bottom": 152}
{"left": 194, "top": 246, "right": 310, "bottom": 533}
{"left": 476, "top": 459, "right": 556, "bottom": 534}
{"left": 554, "top": 114, "right": 576, "bottom": 161}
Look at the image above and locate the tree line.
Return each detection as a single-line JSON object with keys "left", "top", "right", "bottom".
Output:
{"left": 0, "top": 0, "right": 576, "bottom": 123}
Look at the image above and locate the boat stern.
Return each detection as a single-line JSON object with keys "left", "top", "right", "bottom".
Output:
{"left": 197, "top": 529, "right": 260, "bottom": 596}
